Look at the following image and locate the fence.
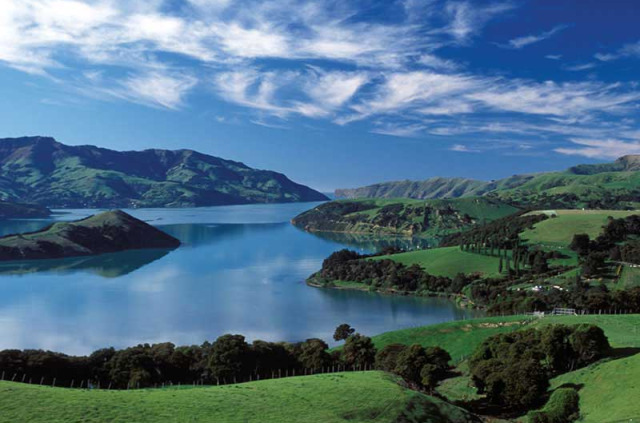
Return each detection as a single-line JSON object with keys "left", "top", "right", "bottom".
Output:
{"left": 0, "top": 363, "right": 376, "bottom": 391}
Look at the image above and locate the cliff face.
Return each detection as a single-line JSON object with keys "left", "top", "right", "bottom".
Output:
{"left": 0, "top": 136, "right": 328, "bottom": 208}
{"left": 0, "top": 210, "right": 180, "bottom": 261}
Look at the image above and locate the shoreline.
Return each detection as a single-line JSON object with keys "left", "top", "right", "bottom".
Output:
{"left": 306, "top": 277, "right": 479, "bottom": 309}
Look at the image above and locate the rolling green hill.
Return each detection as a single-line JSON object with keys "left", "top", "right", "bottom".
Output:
{"left": 371, "top": 314, "right": 640, "bottom": 423}
{"left": 292, "top": 197, "right": 518, "bottom": 237}
{"left": 0, "top": 372, "right": 480, "bottom": 423}
{"left": 0, "top": 137, "right": 327, "bottom": 208}
{"left": 335, "top": 155, "right": 640, "bottom": 210}
{"left": 521, "top": 209, "right": 638, "bottom": 246}
{"left": 371, "top": 246, "right": 501, "bottom": 278}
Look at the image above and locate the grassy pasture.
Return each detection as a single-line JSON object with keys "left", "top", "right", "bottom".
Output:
{"left": 371, "top": 246, "right": 501, "bottom": 279}
{"left": 521, "top": 209, "right": 637, "bottom": 246}
{"left": 0, "top": 372, "right": 478, "bottom": 423}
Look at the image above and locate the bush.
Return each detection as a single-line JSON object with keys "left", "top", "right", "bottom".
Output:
{"left": 528, "top": 387, "right": 580, "bottom": 423}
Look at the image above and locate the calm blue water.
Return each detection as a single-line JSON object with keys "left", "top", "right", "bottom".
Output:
{"left": 0, "top": 203, "right": 480, "bottom": 355}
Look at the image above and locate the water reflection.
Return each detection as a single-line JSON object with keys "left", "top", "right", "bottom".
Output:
{"left": 0, "top": 203, "right": 482, "bottom": 355}
{"left": 0, "top": 249, "right": 172, "bottom": 278}
{"left": 304, "top": 230, "right": 439, "bottom": 252}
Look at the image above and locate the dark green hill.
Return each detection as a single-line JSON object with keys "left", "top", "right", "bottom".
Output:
{"left": 335, "top": 155, "right": 640, "bottom": 209}
{"left": 0, "top": 137, "right": 328, "bottom": 208}
{"left": 0, "top": 201, "right": 50, "bottom": 219}
{"left": 291, "top": 197, "right": 518, "bottom": 236}
{"left": 0, "top": 210, "right": 180, "bottom": 261}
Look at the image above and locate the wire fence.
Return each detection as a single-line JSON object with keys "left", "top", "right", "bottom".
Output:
{"left": 0, "top": 363, "right": 376, "bottom": 391}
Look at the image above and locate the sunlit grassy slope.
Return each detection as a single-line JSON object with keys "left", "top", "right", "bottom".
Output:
{"left": 0, "top": 372, "right": 480, "bottom": 423}
{"left": 521, "top": 209, "right": 637, "bottom": 246}
{"left": 371, "top": 246, "right": 501, "bottom": 278}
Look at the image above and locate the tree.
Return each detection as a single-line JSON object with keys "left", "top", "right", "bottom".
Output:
{"left": 375, "top": 344, "right": 406, "bottom": 372}
{"left": 208, "top": 334, "right": 250, "bottom": 381}
{"left": 342, "top": 334, "right": 376, "bottom": 368}
{"left": 333, "top": 324, "right": 356, "bottom": 341}
{"left": 569, "top": 234, "right": 591, "bottom": 256}
{"left": 393, "top": 345, "right": 429, "bottom": 387}
{"left": 499, "top": 257, "right": 503, "bottom": 274}
{"left": 297, "top": 338, "right": 331, "bottom": 370}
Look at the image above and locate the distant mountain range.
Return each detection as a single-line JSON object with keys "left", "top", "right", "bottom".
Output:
{"left": 335, "top": 155, "right": 640, "bottom": 209}
{"left": 0, "top": 137, "right": 328, "bottom": 208}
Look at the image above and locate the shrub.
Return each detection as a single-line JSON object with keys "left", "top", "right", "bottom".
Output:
{"left": 528, "top": 387, "right": 580, "bottom": 423}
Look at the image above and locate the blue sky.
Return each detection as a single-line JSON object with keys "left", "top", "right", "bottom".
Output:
{"left": 0, "top": 0, "right": 639, "bottom": 191}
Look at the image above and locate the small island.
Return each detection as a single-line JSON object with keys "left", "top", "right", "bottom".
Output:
{"left": 0, "top": 210, "right": 180, "bottom": 261}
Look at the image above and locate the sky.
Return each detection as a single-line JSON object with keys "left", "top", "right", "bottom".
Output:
{"left": 0, "top": 0, "right": 639, "bottom": 192}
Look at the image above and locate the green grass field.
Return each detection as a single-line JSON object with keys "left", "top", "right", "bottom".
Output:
{"left": 551, "top": 353, "right": 640, "bottom": 423}
{"left": 617, "top": 265, "right": 640, "bottom": 289}
{"left": 0, "top": 372, "right": 478, "bottom": 423}
{"left": 371, "top": 314, "right": 640, "bottom": 359}
{"left": 521, "top": 210, "right": 637, "bottom": 246}
{"left": 371, "top": 314, "right": 640, "bottom": 423}
{"left": 372, "top": 246, "right": 501, "bottom": 278}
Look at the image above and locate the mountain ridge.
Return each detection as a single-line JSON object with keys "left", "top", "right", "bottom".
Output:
{"left": 0, "top": 136, "right": 328, "bottom": 208}
{"left": 335, "top": 155, "right": 640, "bottom": 209}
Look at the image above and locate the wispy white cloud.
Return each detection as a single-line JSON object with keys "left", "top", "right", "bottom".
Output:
{"left": 595, "top": 40, "right": 640, "bottom": 62}
{"left": 498, "top": 25, "right": 568, "bottom": 49}
{"left": 450, "top": 143, "right": 479, "bottom": 152}
{"left": 445, "top": 1, "right": 515, "bottom": 43}
{"left": 1, "top": 0, "right": 640, "bottom": 161}
{"left": 563, "top": 62, "right": 597, "bottom": 72}
{"left": 555, "top": 138, "right": 640, "bottom": 159}
{"left": 545, "top": 54, "right": 562, "bottom": 60}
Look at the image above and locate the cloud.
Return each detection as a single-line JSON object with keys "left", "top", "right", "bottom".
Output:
{"left": 498, "top": 25, "right": 568, "bottom": 49}
{"left": 445, "top": 1, "right": 515, "bottom": 43}
{"left": 1, "top": 0, "right": 640, "bottom": 158}
{"left": 545, "top": 54, "right": 562, "bottom": 60}
{"left": 450, "top": 143, "right": 479, "bottom": 152}
{"left": 563, "top": 63, "right": 597, "bottom": 72}
{"left": 595, "top": 40, "right": 640, "bottom": 62}
{"left": 555, "top": 138, "right": 640, "bottom": 159}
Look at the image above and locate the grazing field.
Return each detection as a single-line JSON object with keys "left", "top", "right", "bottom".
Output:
{"left": 521, "top": 209, "right": 637, "bottom": 246}
{"left": 371, "top": 314, "right": 640, "bottom": 359}
{"left": 371, "top": 314, "right": 640, "bottom": 423}
{"left": 550, "top": 353, "right": 640, "bottom": 423}
{"left": 372, "top": 246, "right": 501, "bottom": 278}
{"left": 617, "top": 265, "right": 640, "bottom": 289}
{"left": 0, "top": 372, "right": 478, "bottom": 423}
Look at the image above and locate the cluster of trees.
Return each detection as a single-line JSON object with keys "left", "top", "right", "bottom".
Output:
{"left": 0, "top": 324, "right": 453, "bottom": 393}
{"left": 314, "top": 249, "right": 473, "bottom": 294}
{"left": 471, "top": 275, "right": 640, "bottom": 315}
{"left": 469, "top": 324, "right": 610, "bottom": 411}
{"left": 441, "top": 212, "right": 548, "bottom": 250}
{"left": 0, "top": 329, "right": 375, "bottom": 389}
{"left": 375, "top": 344, "right": 451, "bottom": 392}
{"left": 570, "top": 215, "right": 640, "bottom": 276}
